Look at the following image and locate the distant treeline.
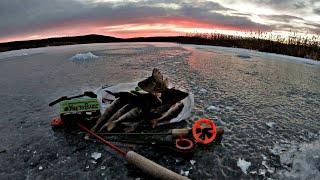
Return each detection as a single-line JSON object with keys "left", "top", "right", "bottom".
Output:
{"left": 0, "top": 33, "right": 319, "bottom": 61}
{"left": 0, "top": 35, "right": 122, "bottom": 52}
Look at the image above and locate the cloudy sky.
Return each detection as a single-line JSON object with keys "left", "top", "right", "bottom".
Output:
{"left": 0, "top": 0, "right": 319, "bottom": 42}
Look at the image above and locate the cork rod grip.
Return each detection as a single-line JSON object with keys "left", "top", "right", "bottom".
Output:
{"left": 126, "top": 151, "right": 190, "bottom": 180}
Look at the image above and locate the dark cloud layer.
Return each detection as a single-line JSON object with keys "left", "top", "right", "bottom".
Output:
{"left": 0, "top": 0, "right": 319, "bottom": 42}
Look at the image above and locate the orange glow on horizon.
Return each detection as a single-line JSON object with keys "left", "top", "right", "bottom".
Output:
{"left": 0, "top": 17, "right": 312, "bottom": 43}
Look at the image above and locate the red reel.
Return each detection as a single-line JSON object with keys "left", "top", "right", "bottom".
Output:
{"left": 192, "top": 118, "right": 217, "bottom": 144}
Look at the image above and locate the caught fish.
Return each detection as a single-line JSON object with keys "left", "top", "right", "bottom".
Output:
{"left": 91, "top": 97, "right": 124, "bottom": 132}
{"left": 106, "top": 90, "right": 161, "bottom": 109}
{"left": 107, "top": 107, "right": 142, "bottom": 132}
{"left": 105, "top": 90, "right": 137, "bottom": 101}
{"left": 160, "top": 88, "right": 189, "bottom": 105}
{"left": 121, "top": 121, "right": 142, "bottom": 133}
{"left": 99, "top": 104, "right": 132, "bottom": 132}
{"left": 138, "top": 68, "right": 168, "bottom": 93}
{"left": 150, "top": 102, "right": 184, "bottom": 128}
{"left": 148, "top": 103, "right": 173, "bottom": 117}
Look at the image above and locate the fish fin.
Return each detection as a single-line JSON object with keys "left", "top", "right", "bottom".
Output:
{"left": 105, "top": 90, "right": 115, "bottom": 96}
{"left": 152, "top": 68, "right": 163, "bottom": 82}
{"left": 150, "top": 119, "right": 158, "bottom": 128}
{"left": 163, "top": 78, "right": 169, "bottom": 88}
{"left": 123, "top": 127, "right": 135, "bottom": 133}
{"left": 98, "top": 124, "right": 106, "bottom": 132}
{"left": 107, "top": 122, "right": 116, "bottom": 131}
{"left": 98, "top": 120, "right": 112, "bottom": 132}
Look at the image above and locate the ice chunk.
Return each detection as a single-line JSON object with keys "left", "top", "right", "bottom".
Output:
{"left": 70, "top": 52, "right": 99, "bottom": 62}
{"left": 91, "top": 152, "right": 102, "bottom": 160}
{"left": 207, "top": 105, "right": 220, "bottom": 111}
{"left": 259, "top": 169, "right": 266, "bottom": 176}
{"left": 225, "top": 106, "right": 234, "bottom": 111}
{"left": 266, "top": 122, "right": 276, "bottom": 128}
{"left": 180, "top": 170, "right": 190, "bottom": 176}
{"left": 199, "top": 88, "right": 208, "bottom": 93}
{"left": 213, "top": 116, "right": 226, "bottom": 126}
{"left": 91, "top": 160, "right": 97, "bottom": 164}
{"left": 237, "top": 158, "right": 251, "bottom": 174}
{"left": 190, "top": 160, "right": 196, "bottom": 165}
{"left": 39, "top": 166, "right": 43, "bottom": 170}
{"left": 274, "top": 139, "right": 320, "bottom": 179}
{"left": 261, "top": 154, "right": 267, "bottom": 160}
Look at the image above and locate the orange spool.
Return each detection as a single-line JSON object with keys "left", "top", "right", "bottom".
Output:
{"left": 192, "top": 118, "right": 217, "bottom": 144}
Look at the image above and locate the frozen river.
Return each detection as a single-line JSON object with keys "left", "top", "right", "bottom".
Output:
{"left": 0, "top": 43, "right": 319, "bottom": 179}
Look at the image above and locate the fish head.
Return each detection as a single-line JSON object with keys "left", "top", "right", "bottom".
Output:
{"left": 161, "top": 89, "right": 189, "bottom": 104}
{"left": 138, "top": 68, "right": 168, "bottom": 93}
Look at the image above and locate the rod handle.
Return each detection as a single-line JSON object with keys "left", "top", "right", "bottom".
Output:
{"left": 171, "top": 128, "right": 190, "bottom": 138}
{"left": 126, "top": 151, "right": 190, "bottom": 180}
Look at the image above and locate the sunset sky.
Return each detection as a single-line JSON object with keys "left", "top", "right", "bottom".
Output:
{"left": 0, "top": 0, "right": 319, "bottom": 43}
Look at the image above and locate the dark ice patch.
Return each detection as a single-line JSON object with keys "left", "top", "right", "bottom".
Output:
{"left": 237, "top": 54, "right": 252, "bottom": 59}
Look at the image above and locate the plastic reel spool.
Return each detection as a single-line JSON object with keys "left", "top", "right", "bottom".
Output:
{"left": 192, "top": 118, "right": 217, "bottom": 144}
{"left": 175, "top": 138, "right": 194, "bottom": 150}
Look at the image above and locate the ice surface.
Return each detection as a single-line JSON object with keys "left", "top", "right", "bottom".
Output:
{"left": 191, "top": 44, "right": 320, "bottom": 66}
{"left": 237, "top": 158, "right": 251, "bottom": 174}
{"left": 1, "top": 42, "right": 319, "bottom": 179}
{"left": 271, "top": 139, "right": 320, "bottom": 180}
{"left": 70, "top": 52, "right": 98, "bottom": 62}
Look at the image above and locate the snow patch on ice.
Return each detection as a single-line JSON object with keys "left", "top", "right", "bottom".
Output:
{"left": 271, "top": 139, "right": 320, "bottom": 180}
{"left": 70, "top": 52, "right": 99, "bottom": 62}
{"left": 237, "top": 158, "right": 251, "bottom": 174}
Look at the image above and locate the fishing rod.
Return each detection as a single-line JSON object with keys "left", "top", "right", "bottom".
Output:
{"left": 96, "top": 128, "right": 190, "bottom": 137}
{"left": 77, "top": 123, "right": 189, "bottom": 180}
{"left": 49, "top": 91, "right": 97, "bottom": 106}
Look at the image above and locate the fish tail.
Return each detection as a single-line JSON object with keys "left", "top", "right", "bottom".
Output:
{"left": 107, "top": 122, "right": 116, "bottom": 131}
{"left": 98, "top": 121, "right": 110, "bottom": 132}
{"left": 150, "top": 119, "right": 158, "bottom": 128}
